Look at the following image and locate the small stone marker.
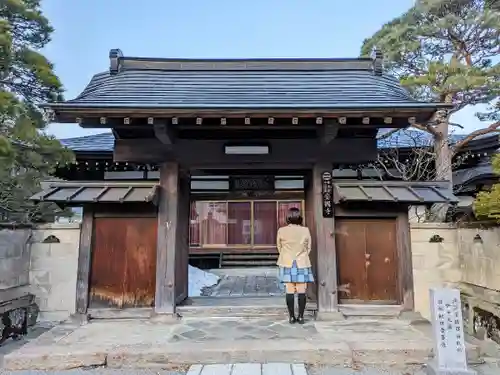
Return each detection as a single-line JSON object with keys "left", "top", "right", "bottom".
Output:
{"left": 427, "top": 288, "right": 476, "bottom": 375}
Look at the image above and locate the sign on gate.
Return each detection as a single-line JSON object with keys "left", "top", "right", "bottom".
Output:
{"left": 321, "top": 172, "right": 333, "bottom": 218}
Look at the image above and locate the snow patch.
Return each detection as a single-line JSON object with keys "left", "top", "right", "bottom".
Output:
{"left": 188, "top": 265, "right": 220, "bottom": 297}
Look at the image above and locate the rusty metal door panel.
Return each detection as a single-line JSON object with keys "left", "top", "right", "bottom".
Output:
{"left": 365, "top": 219, "right": 399, "bottom": 303}
{"left": 90, "top": 217, "right": 157, "bottom": 309}
{"left": 336, "top": 219, "right": 368, "bottom": 302}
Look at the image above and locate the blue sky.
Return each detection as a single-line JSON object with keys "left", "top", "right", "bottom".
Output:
{"left": 42, "top": 0, "right": 488, "bottom": 140}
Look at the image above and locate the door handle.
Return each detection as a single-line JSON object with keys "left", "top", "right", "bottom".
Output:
{"left": 365, "top": 260, "right": 371, "bottom": 267}
{"left": 384, "top": 257, "right": 390, "bottom": 263}
{"left": 365, "top": 253, "right": 371, "bottom": 259}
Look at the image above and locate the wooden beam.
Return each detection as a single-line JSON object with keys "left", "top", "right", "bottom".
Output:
{"left": 312, "top": 163, "right": 338, "bottom": 314}
{"left": 76, "top": 115, "right": 415, "bottom": 129}
{"left": 153, "top": 121, "right": 174, "bottom": 145}
{"left": 321, "top": 119, "right": 339, "bottom": 145}
{"left": 154, "top": 162, "right": 179, "bottom": 315}
{"left": 75, "top": 205, "right": 94, "bottom": 317}
{"left": 114, "top": 138, "right": 173, "bottom": 162}
{"left": 113, "top": 138, "right": 378, "bottom": 164}
{"left": 54, "top": 106, "right": 440, "bottom": 124}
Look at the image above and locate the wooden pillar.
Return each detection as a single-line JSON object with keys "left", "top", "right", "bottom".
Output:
{"left": 311, "top": 163, "right": 340, "bottom": 315}
{"left": 154, "top": 162, "right": 180, "bottom": 315}
{"left": 174, "top": 172, "right": 190, "bottom": 304}
{"left": 75, "top": 205, "right": 94, "bottom": 317}
{"left": 396, "top": 211, "right": 415, "bottom": 312}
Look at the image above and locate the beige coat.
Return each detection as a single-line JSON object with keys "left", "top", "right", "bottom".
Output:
{"left": 276, "top": 224, "right": 312, "bottom": 268}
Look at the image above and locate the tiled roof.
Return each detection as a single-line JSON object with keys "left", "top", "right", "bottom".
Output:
{"left": 31, "top": 181, "right": 158, "bottom": 205}
{"left": 60, "top": 132, "right": 114, "bottom": 152}
{"left": 453, "top": 159, "right": 495, "bottom": 187}
{"left": 61, "top": 130, "right": 498, "bottom": 153}
{"left": 49, "top": 53, "right": 447, "bottom": 110}
{"left": 333, "top": 181, "right": 458, "bottom": 204}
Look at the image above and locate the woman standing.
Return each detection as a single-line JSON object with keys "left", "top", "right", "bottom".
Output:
{"left": 276, "top": 207, "right": 314, "bottom": 324}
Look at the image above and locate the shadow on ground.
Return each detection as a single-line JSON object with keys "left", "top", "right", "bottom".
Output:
{"left": 0, "top": 323, "right": 53, "bottom": 365}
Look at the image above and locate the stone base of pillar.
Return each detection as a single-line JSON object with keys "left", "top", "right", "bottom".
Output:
{"left": 316, "top": 311, "right": 345, "bottom": 321}
{"left": 149, "top": 312, "right": 181, "bottom": 324}
{"left": 425, "top": 360, "right": 477, "bottom": 375}
{"left": 69, "top": 313, "right": 88, "bottom": 326}
{"left": 399, "top": 310, "right": 429, "bottom": 325}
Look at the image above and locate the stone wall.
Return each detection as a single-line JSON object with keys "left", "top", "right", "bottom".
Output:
{"left": 0, "top": 228, "right": 32, "bottom": 290}
{"left": 410, "top": 223, "right": 461, "bottom": 320}
{"left": 28, "top": 224, "right": 80, "bottom": 322}
{"left": 457, "top": 227, "right": 500, "bottom": 290}
{"left": 411, "top": 223, "right": 500, "bottom": 321}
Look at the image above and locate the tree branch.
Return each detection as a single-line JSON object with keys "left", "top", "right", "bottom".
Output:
{"left": 376, "top": 128, "right": 400, "bottom": 140}
{"left": 452, "top": 121, "right": 500, "bottom": 156}
{"left": 413, "top": 122, "right": 440, "bottom": 137}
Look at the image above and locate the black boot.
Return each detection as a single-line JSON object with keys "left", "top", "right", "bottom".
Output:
{"left": 285, "top": 294, "right": 296, "bottom": 324}
{"left": 297, "top": 293, "right": 306, "bottom": 324}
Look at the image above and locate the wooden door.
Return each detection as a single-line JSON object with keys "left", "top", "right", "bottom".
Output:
{"left": 90, "top": 217, "right": 157, "bottom": 308}
{"left": 336, "top": 218, "right": 399, "bottom": 304}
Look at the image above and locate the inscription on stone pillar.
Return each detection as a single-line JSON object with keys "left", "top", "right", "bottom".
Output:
{"left": 427, "top": 288, "right": 476, "bottom": 375}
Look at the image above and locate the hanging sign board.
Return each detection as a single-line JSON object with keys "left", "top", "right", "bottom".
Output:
{"left": 322, "top": 171, "right": 333, "bottom": 218}
{"left": 230, "top": 176, "right": 274, "bottom": 191}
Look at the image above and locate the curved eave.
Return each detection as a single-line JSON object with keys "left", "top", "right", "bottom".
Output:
{"left": 46, "top": 102, "right": 452, "bottom": 123}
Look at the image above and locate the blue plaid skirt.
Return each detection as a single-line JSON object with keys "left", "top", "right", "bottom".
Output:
{"left": 279, "top": 260, "right": 315, "bottom": 283}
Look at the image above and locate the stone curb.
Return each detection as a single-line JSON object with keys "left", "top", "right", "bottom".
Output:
{"left": 1, "top": 339, "right": 482, "bottom": 370}
{"left": 106, "top": 341, "right": 352, "bottom": 369}
{"left": 2, "top": 351, "right": 107, "bottom": 371}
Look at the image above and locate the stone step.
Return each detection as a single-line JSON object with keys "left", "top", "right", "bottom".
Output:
{"left": 177, "top": 297, "right": 317, "bottom": 318}
{"left": 220, "top": 252, "right": 278, "bottom": 268}
{"left": 1, "top": 319, "right": 483, "bottom": 371}
{"left": 177, "top": 304, "right": 288, "bottom": 318}
{"left": 223, "top": 254, "right": 278, "bottom": 259}
{"left": 222, "top": 261, "right": 277, "bottom": 267}
{"left": 2, "top": 340, "right": 482, "bottom": 371}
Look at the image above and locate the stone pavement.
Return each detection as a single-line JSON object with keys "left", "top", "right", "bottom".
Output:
{"left": 1, "top": 317, "right": 483, "bottom": 371}
{"left": 187, "top": 363, "right": 306, "bottom": 375}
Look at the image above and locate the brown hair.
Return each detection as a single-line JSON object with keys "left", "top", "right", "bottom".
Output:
{"left": 286, "top": 207, "right": 303, "bottom": 225}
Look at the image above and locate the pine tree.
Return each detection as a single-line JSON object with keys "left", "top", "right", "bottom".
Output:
{"left": 361, "top": 0, "right": 500, "bottom": 220}
{"left": 473, "top": 154, "right": 500, "bottom": 221}
{"left": 0, "top": 0, "right": 73, "bottom": 224}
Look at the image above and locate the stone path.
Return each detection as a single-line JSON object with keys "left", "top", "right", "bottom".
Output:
{"left": 0, "top": 317, "right": 482, "bottom": 370}
{"left": 203, "top": 268, "right": 284, "bottom": 297}
{"left": 187, "top": 363, "right": 306, "bottom": 375}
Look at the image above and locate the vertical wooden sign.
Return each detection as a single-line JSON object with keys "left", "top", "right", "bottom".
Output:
{"left": 321, "top": 171, "right": 333, "bottom": 218}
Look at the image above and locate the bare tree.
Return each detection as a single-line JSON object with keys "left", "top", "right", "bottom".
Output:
{"left": 366, "top": 129, "right": 472, "bottom": 221}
